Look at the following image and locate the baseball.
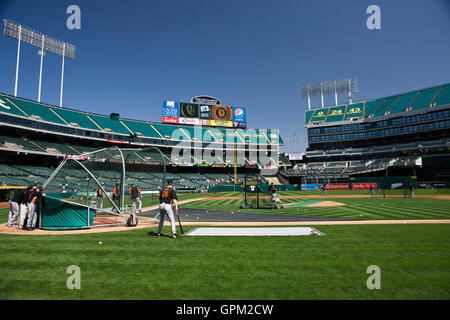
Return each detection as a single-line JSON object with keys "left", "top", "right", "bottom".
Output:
{"left": 98, "top": 241, "right": 102, "bottom": 245}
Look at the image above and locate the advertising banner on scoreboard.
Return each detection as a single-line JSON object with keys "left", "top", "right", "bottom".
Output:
{"left": 162, "top": 100, "right": 247, "bottom": 129}
{"left": 199, "top": 105, "right": 211, "bottom": 119}
{"left": 162, "top": 116, "right": 179, "bottom": 124}
{"left": 301, "top": 184, "right": 323, "bottom": 191}
{"left": 179, "top": 117, "right": 200, "bottom": 125}
{"left": 351, "top": 183, "right": 377, "bottom": 190}
{"left": 233, "top": 122, "right": 247, "bottom": 129}
{"left": 233, "top": 107, "right": 247, "bottom": 123}
{"left": 211, "top": 105, "right": 233, "bottom": 121}
{"left": 325, "top": 183, "right": 349, "bottom": 190}
{"left": 210, "top": 120, "right": 233, "bottom": 127}
{"left": 162, "top": 100, "right": 179, "bottom": 118}
{"left": 179, "top": 103, "right": 199, "bottom": 118}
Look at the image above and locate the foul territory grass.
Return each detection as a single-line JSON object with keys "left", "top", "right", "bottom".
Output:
{"left": 0, "top": 224, "right": 449, "bottom": 300}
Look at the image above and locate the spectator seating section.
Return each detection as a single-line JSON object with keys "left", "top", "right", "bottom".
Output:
{"left": 50, "top": 107, "right": 100, "bottom": 131}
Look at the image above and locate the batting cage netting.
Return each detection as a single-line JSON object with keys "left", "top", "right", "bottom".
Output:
{"left": 40, "top": 146, "right": 166, "bottom": 230}
{"left": 240, "top": 177, "right": 283, "bottom": 209}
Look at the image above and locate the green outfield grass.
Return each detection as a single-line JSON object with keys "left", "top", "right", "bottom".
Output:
{"left": 1, "top": 190, "right": 449, "bottom": 300}
{"left": 0, "top": 224, "right": 449, "bottom": 299}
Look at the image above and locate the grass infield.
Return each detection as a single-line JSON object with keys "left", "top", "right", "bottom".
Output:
{"left": 0, "top": 191, "right": 449, "bottom": 300}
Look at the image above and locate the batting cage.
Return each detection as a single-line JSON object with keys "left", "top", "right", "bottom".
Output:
{"left": 40, "top": 146, "right": 166, "bottom": 230}
{"left": 240, "top": 176, "right": 283, "bottom": 209}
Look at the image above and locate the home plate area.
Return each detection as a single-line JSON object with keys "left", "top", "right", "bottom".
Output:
{"left": 184, "top": 227, "right": 325, "bottom": 237}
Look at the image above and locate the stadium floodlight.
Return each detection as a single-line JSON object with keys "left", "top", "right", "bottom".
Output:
{"left": 3, "top": 19, "right": 76, "bottom": 106}
{"left": 301, "top": 78, "right": 358, "bottom": 109}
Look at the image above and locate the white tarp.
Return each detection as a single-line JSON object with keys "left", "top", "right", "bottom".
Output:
{"left": 184, "top": 227, "right": 325, "bottom": 237}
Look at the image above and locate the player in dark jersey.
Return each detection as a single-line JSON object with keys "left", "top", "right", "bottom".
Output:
{"left": 96, "top": 186, "right": 103, "bottom": 210}
{"left": 129, "top": 184, "right": 142, "bottom": 214}
{"left": 157, "top": 180, "right": 179, "bottom": 238}
{"left": 26, "top": 186, "right": 43, "bottom": 230}
{"left": 112, "top": 183, "right": 120, "bottom": 213}
{"left": 7, "top": 187, "right": 28, "bottom": 227}
{"left": 268, "top": 183, "right": 277, "bottom": 208}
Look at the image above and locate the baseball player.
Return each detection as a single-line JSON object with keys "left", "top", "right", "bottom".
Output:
{"left": 112, "top": 183, "right": 120, "bottom": 213}
{"left": 26, "top": 186, "right": 42, "bottom": 231}
{"left": 157, "top": 180, "right": 179, "bottom": 239}
{"left": 18, "top": 186, "right": 33, "bottom": 229}
{"left": 268, "top": 183, "right": 277, "bottom": 209}
{"left": 129, "top": 184, "right": 142, "bottom": 214}
{"left": 96, "top": 186, "right": 103, "bottom": 210}
{"left": 7, "top": 187, "right": 28, "bottom": 227}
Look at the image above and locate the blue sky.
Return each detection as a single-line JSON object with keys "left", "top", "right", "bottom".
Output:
{"left": 1, "top": 0, "right": 449, "bottom": 153}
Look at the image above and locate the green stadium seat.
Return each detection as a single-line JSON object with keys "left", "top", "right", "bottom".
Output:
{"left": 7, "top": 96, "right": 67, "bottom": 125}
{"left": 325, "top": 105, "right": 346, "bottom": 122}
{"left": 0, "top": 135, "right": 44, "bottom": 152}
{"left": 433, "top": 84, "right": 450, "bottom": 107}
{"left": 151, "top": 123, "right": 189, "bottom": 140}
{"left": 305, "top": 110, "right": 315, "bottom": 124}
{"left": 372, "top": 95, "right": 400, "bottom": 118}
{"left": 0, "top": 94, "right": 29, "bottom": 117}
{"left": 50, "top": 107, "right": 100, "bottom": 131}
{"left": 408, "top": 86, "right": 441, "bottom": 111}
{"left": 33, "top": 140, "right": 80, "bottom": 155}
{"left": 309, "top": 107, "right": 328, "bottom": 122}
{"left": 387, "top": 91, "right": 420, "bottom": 115}
{"left": 121, "top": 119, "right": 162, "bottom": 138}
{"left": 364, "top": 98, "right": 385, "bottom": 118}
{"left": 345, "top": 102, "right": 364, "bottom": 120}
{"left": 88, "top": 114, "right": 131, "bottom": 135}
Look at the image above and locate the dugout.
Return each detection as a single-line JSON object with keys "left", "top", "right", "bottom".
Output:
{"left": 40, "top": 146, "right": 166, "bottom": 230}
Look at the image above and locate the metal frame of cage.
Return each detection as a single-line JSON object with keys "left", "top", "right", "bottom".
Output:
{"left": 40, "top": 146, "right": 166, "bottom": 229}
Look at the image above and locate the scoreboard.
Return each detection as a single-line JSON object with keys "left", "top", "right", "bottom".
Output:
{"left": 162, "top": 100, "right": 247, "bottom": 129}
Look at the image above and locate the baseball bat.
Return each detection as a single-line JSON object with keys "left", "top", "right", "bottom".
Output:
{"left": 175, "top": 207, "right": 184, "bottom": 234}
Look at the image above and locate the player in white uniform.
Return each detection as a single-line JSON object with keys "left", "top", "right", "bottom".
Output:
{"left": 157, "top": 180, "right": 179, "bottom": 239}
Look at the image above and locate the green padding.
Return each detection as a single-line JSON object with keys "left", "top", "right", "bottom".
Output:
{"left": 41, "top": 196, "right": 93, "bottom": 230}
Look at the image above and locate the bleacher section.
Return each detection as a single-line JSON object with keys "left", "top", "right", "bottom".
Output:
{"left": 50, "top": 107, "right": 100, "bottom": 130}
{"left": 7, "top": 96, "right": 67, "bottom": 125}
{"left": 305, "top": 83, "right": 450, "bottom": 125}
{"left": 88, "top": 114, "right": 131, "bottom": 135}
{"left": 121, "top": 119, "right": 163, "bottom": 139}
{"left": 0, "top": 94, "right": 29, "bottom": 117}
{"left": 286, "top": 156, "right": 421, "bottom": 177}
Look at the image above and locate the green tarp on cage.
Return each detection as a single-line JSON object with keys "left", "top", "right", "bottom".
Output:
{"left": 40, "top": 196, "right": 94, "bottom": 230}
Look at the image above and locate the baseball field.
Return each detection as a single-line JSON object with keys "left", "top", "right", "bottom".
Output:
{"left": 1, "top": 190, "right": 449, "bottom": 300}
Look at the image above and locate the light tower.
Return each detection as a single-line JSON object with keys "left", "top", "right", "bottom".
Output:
{"left": 301, "top": 78, "right": 358, "bottom": 109}
{"left": 3, "top": 19, "right": 76, "bottom": 106}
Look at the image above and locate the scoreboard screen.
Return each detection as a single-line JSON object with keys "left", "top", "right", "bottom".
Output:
{"left": 162, "top": 100, "right": 247, "bottom": 128}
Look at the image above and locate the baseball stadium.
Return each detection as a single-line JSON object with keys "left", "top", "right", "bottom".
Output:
{"left": 1, "top": 1, "right": 450, "bottom": 303}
